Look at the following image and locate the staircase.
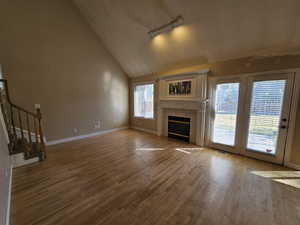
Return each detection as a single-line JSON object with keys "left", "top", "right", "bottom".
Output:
{"left": 0, "top": 79, "right": 46, "bottom": 162}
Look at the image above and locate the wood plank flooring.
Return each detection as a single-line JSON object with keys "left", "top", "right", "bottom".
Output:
{"left": 11, "top": 129, "right": 300, "bottom": 225}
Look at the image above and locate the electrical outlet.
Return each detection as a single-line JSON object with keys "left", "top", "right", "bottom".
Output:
{"left": 73, "top": 128, "right": 78, "bottom": 133}
{"left": 94, "top": 121, "right": 101, "bottom": 129}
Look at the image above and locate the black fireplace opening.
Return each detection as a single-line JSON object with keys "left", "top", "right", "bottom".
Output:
{"left": 168, "top": 116, "right": 191, "bottom": 142}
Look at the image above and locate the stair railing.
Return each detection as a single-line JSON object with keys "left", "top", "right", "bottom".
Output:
{"left": 0, "top": 79, "right": 46, "bottom": 161}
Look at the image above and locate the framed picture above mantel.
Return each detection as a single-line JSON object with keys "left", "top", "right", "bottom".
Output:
{"left": 158, "top": 70, "right": 209, "bottom": 101}
{"left": 168, "top": 79, "right": 192, "bottom": 96}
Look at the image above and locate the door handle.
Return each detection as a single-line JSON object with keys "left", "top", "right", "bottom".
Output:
{"left": 281, "top": 125, "right": 287, "bottom": 129}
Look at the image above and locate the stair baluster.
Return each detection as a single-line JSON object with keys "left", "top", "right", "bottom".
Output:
{"left": 10, "top": 105, "right": 17, "bottom": 139}
{"left": 26, "top": 113, "right": 32, "bottom": 146}
{"left": 33, "top": 118, "right": 38, "bottom": 144}
{"left": 17, "top": 109, "right": 24, "bottom": 140}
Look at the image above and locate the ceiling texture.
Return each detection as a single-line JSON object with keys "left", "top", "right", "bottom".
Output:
{"left": 73, "top": 0, "right": 300, "bottom": 77}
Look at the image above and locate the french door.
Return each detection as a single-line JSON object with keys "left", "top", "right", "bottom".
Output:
{"left": 208, "top": 72, "right": 295, "bottom": 164}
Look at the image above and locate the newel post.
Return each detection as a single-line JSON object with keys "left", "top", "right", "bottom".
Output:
{"left": 35, "top": 105, "right": 46, "bottom": 159}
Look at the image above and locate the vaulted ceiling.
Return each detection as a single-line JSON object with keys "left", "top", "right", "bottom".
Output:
{"left": 74, "top": 0, "right": 300, "bottom": 77}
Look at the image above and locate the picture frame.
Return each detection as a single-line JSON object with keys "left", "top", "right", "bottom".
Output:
{"left": 168, "top": 80, "right": 192, "bottom": 96}
{"left": 164, "top": 78, "right": 196, "bottom": 99}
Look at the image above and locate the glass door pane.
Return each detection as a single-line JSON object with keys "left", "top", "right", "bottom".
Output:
{"left": 246, "top": 80, "right": 286, "bottom": 154}
{"left": 212, "top": 83, "right": 240, "bottom": 146}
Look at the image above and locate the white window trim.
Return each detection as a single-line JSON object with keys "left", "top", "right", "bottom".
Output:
{"left": 132, "top": 81, "right": 155, "bottom": 120}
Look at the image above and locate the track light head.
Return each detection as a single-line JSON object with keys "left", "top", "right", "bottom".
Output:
{"left": 148, "top": 15, "right": 184, "bottom": 38}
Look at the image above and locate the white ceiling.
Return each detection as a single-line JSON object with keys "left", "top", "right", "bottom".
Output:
{"left": 74, "top": 0, "right": 300, "bottom": 77}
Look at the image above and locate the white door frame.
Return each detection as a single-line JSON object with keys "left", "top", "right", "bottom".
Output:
{"left": 284, "top": 72, "right": 300, "bottom": 169}
{"left": 206, "top": 69, "right": 300, "bottom": 166}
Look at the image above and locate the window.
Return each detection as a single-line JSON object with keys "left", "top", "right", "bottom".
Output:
{"left": 212, "top": 82, "right": 240, "bottom": 146}
{"left": 134, "top": 84, "right": 154, "bottom": 119}
{"left": 246, "top": 80, "right": 286, "bottom": 154}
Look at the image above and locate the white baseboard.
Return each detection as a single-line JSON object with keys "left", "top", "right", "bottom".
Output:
{"left": 131, "top": 126, "right": 157, "bottom": 135}
{"left": 285, "top": 162, "right": 300, "bottom": 170}
{"left": 6, "top": 166, "right": 12, "bottom": 225}
{"left": 46, "top": 127, "right": 128, "bottom": 146}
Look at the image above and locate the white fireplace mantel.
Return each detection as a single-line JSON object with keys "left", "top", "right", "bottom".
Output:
{"left": 156, "top": 69, "right": 210, "bottom": 146}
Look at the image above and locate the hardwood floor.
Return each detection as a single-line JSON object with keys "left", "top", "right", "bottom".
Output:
{"left": 11, "top": 129, "right": 300, "bottom": 225}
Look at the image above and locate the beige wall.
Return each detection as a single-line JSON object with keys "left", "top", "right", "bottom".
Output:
{"left": 0, "top": 0, "right": 129, "bottom": 141}
{"left": 130, "top": 55, "right": 300, "bottom": 165}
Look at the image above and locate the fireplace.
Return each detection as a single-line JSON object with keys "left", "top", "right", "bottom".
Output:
{"left": 157, "top": 69, "right": 209, "bottom": 146}
{"left": 168, "top": 116, "right": 191, "bottom": 142}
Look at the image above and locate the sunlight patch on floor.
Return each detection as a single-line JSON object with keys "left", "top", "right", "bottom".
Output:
{"left": 251, "top": 170, "right": 300, "bottom": 189}
{"left": 274, "top": 179, "right": 300, "bottom": 189}
{"left": 175, "top": 148, "right": 191, "bottom": 154}
{"left": 251, "top": 171, "right": 300, "bottom": 178}
{"left": 136, "top": 148, "right": 165, "bottom": 151}
{"left": 175, "top": 148, "right": 203, "bottom": 154}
